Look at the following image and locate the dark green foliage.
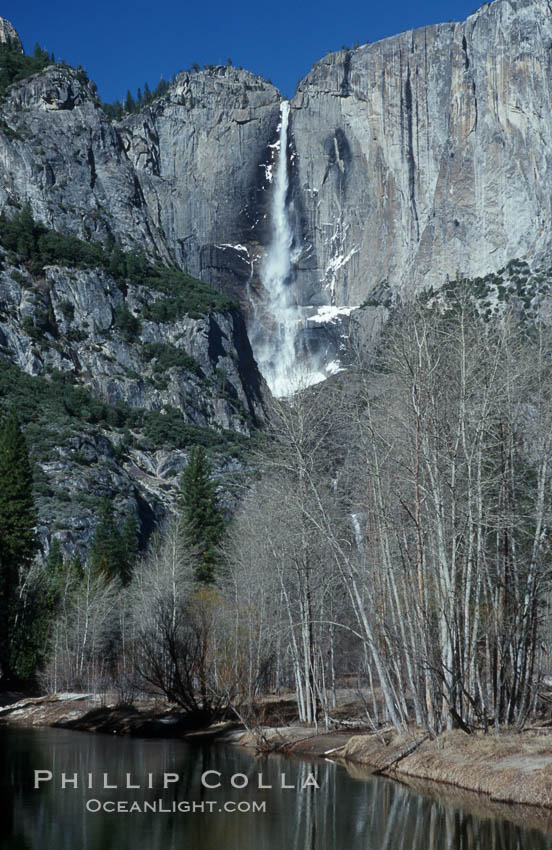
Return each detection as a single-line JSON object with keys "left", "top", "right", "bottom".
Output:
{"left": 37, "top": 229, "right": 106, "bottom": 270}
{"left": 45, "top": 537, "right": 63, "bottom": 577}
{"left": 16, "top": 544, "right": 84, "bottom": 681}
{"left": 102, "top": 99, "right": 124, "bottom": 120}
{"left": 66, "top": 328, "right": 88, "bottom": 342}
{"left": 0, "top": 40, "right": 52, "bottom": 98}
{"left": 21, "top": 315, "right": 41, "bottom": 341}
{"left": 436, "top": 259, "right": 549, "bottom": 324}
{"left": 71, "top": 552, "right": 84, "bottom": 581}
{"left": 113, "top": 303, "right": 141, "bottom": 341}
{"left": 0, "top": 206, "right": 237, "bottom": 317}
{"left": 89, "top": 499, "right": 132, "bottom": 585}
{"left": 59, "top": 300, "right": 75, "bottom": 321}
{"left": 0, "top": 360, "right": 249, "bottom": 461}
{"left": 20, "top": 297, "right": 57, "bottom": 341}
{"left": 140, "top": 342, "right": 202, "bottom": 376}
{"left": 142, "top": 407, "right": 248, "bottom": 456}
{"left": 359, "top": 280, "right": 394, "bottom": 310}
{"left": 140, "top": 265, "right": 237, "bottom": 319}
{"left": 74, "top": 64, "right": 89, "bottom": 85}
{"left": 11, "top": 573, "right": 51, "bottom": 681}
{"left": 9, "top": 270, "right": 29, "bottom": 287}
{"left": 124, "top": 89, "right": 135, "bottom": 113}
{"left": 120, "top": 511, "right": 139, "bottom": 582}
{"left": 102, "top": 77, "right": 170, "bottom": 119}
{"left": 22, "top": 538, "right": 66, "bottom": 671}
{"left": 0, "top": 408, "right": 37, "bottom": 573}
{"left": 0, "top": 362, "right": 138, "bottom": 440}
{"left": 0, "top": 204, "right": 105, "bottom": 274}
{"left": 0, "top": 407, "right": 38, "bottom": 681}
{"left": 178, "top": 446, "right": 225, "bottom": 584}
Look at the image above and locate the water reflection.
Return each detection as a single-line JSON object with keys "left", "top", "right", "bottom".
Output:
{"left": 1, "top": 728, "right": 551, "bottom": 850}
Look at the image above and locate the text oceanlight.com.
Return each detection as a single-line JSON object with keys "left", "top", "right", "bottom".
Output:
{"left": 85, "top": 799, "right": 267, "bottom": 814}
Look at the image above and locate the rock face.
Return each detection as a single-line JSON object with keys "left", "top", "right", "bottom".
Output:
{"left": 3, "top": 0, "right": 552, "bottom": 313}
{"left": 288, "top": 0, "right": 552, "bottom": 304}
{"left": 0, "top": 59, "right": 281, "bottom": 300}
{"left": 0, "top": 65, "right": 169, "bottom": 259}
{"left": 120, "top": 68, "right": 281, "bottom": 289}
{"left": 2, "top": 1, "right": 552, "bottom": 547}
{"left": 0, "top": 249, "right": 264, "bottom": 553}
{"left": 0, "top": 16, "right": 22, "bottom": 51}
{"left": 0, "top": 257, "right": 264, "bottom": 429}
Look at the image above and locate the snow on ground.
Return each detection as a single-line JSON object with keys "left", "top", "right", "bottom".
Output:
{"left": 260, "top": 162, "right": 274, "bottom": 183}
{"left": 307, "top": 305, "right": 360, "bottom": 324}
{"left": 215, "top": 243, "right": 249, "bottom": 254}
{"left": 325, "top": 359, "right": 343, "bottom": 375}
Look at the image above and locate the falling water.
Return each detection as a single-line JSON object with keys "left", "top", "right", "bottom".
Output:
{"left": 251, "top": 101, "right": 327, "bottom": 398}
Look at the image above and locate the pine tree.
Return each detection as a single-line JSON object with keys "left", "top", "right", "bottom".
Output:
{"left": 46, "top": 537, "right": 63, "bottom": 575}
{"left": 18, "top": 537, "right": 64, "bottom": 679}
{"left": 120, "top": 511, "right": 139, "bottom": 585}
{"left": 0, "top": 408, "right": 37, "bottom": 682}
{"left": 89, "top": 499, "right": 126, "bottom": 584}
{"left": 124, "top": 89, "right": 135, "bottom": 113}
{"left": 71, "top": 552, "right": 84, "bottom": 581}
{"left": 178, "top": 446, "right": 224, "bottom": 584}
{"left": 108, "top": 243, "right": 126, "bottom": 279}
{"left": 15, "top": 202, "right": 37, "bottom": 259}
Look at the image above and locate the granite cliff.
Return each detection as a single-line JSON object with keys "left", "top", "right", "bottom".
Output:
{"left": 1, "top": 0, "right": 552, "bottom": 551}
{"left": 2, "top": 1, "right": 552, "bottom": 308}
{"left": 289, "top": 0, "right": 552, "bottom": 305}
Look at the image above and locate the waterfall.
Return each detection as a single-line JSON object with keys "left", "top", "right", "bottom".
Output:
{"left": 250, "top": 101, "right": 327, "bottom": 398}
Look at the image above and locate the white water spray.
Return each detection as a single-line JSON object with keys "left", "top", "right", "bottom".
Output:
{"left": 251, "top": 101, "right": 327, "bottom": 397}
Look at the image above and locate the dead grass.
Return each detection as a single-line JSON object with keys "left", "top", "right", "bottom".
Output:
{"left": 342, "top": 727, "right": 552, "bottom": 809}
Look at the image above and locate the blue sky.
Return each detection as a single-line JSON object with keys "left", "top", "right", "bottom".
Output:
{"left": 5, "top": 0, "right": 479, "bottom": 102}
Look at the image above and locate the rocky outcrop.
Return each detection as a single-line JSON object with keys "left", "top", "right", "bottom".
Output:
{"left": 4, "top": 1, "right": 552, "bottom": 314}
{"left": 120, "top": 67, "right": 281, "bottom": 287}
{"left": 288, "top": 0, "right": 552, "bottom": 304}
{"left": 0, "top": 65, "right": 170, "bottom": 258}
{"left": 0, "top": 16, "right": 22, "bottom": 50}
{"left": 0, "top": 257, "right": 264, "bottom": 429}
{"left": 0, "top": 249, "right": 265, "bottom": 554}
{"left": 0, "top": 59, "right": 281, "bottom": 304}
{"left": 2, "top": 2, "right": 552, "bottom": 548}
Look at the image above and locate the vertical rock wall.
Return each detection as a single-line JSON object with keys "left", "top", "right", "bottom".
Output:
{"left": 289, "top": 0, "right": 552, "bottom": 305}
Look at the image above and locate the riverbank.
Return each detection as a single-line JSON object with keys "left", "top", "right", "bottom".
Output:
{"left": 340, "top": 727, "right": 552, "bottom": 809}
{"left": 1, "top": 692, "right": 551, "bottom": 815}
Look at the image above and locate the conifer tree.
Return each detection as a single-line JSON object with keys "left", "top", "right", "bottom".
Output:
{"left": 124, "top": 89, "right": 135, "bottom": 113}
{"left": 89, "top": 499, "right": 125, "bottom": 583}
{"left": 45, "top": 537, "right": 63, "bottom": 577}
{"left": 71, "top": 552, "right": 84, "bottom": 581}
{"left": 18, "top": 537, "right": 64, "bottom": 678}
{"left": 178, "top": 446, "right": 224, "bottom": 584}
{"left": 89, "top": 501, "right": 137, "bottom": 585}
{"left": 0, "top": 408, "right": 37, "bottom": 682}
{"left": 120, "top": 511, "right": 139, "bottom": 585}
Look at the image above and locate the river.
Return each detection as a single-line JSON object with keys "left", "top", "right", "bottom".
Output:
{"left": 1, "top": 727, "right": 551, "bottom": 849}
